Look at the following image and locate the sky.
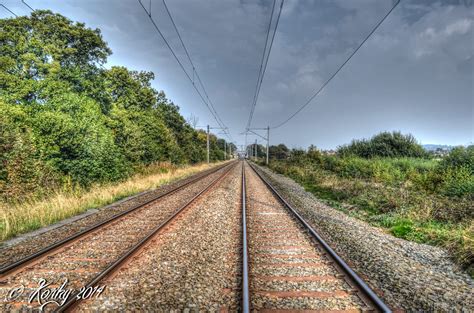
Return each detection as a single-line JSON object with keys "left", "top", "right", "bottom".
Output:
{"left": 1, "top": 0, "right": 473, "bottom": 149}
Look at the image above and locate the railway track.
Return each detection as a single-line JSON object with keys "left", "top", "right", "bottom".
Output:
{"left": 242, "top": 161, "right": 391, "bottom": 312}
{"left": 0, "top": 161, "right": 237, "bottom": 312}
{"left": 0, "top": 160, "right": 391, "bottom": 311}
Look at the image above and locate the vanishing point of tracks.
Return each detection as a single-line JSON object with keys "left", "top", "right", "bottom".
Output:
{"left": 0, "top": 160, "right": 390, "bottom": 312}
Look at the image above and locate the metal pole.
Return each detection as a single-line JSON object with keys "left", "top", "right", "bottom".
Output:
{"left": 224, "top": 140, "right": 227, "bottom": 160}
{"left": 206, "top": 125, "right": 210, "bottom": 164}
{"left": 254, "top": 139, "right": 257, "bottom": 161}
{"left": 266, "top": 126, "right": 270, "bottom": 165}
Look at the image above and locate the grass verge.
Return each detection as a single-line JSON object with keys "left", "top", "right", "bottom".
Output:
{"left": 266, "top": 161, "right": 473, "bottom": 277}
{"left": 0, "top": 162, "right": 224, "bottom": 242}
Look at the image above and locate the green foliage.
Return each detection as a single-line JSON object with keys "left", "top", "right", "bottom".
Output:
{"left": 337, "top": 131, "right": 427, "bottom": 158}
{"left": 269, "top": 144, "right": 290, "bottom": 160}
{"left": 27, "top": 93, "right": 128, "bottom": 186}
{"left": 0, "top": 10, "right": 111, "bottom": 108}
{"left": 0, "top": 101, "right": 60, "bottom": 199}
{"left": 0, "top": 12, "right": 228, "bottom": 201}
{"left": 266, "top": 139, "right": 474, "bottom": 271}
{"left": 439, "top": 146, "right": 474, "bottom": 173}
{"left": 440, "top": 166, "right": 474, "bottom": 198}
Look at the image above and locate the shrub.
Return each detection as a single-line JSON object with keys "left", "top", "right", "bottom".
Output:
{"left": 0, "top": 102, "right": 60, "bottom": 200}
{"left": 337, "top": 131, "right": 427, "bottom": 158}
{"left": 31, "top": 93, "right": 129, "bottom": 186}
{"left": 337, "top": 157, "right": 373, "bottom": 179}
{"left": 439, "top": 146, "right": 474, "bottom": 174}
{"left": 440, "top": 166, "right": 474, "bottom": 198}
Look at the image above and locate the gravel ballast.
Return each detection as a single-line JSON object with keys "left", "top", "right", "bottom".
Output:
{"left": 0, "top": 162, "right": 230, "bottom": 268}
{"left": 253, "top": 163, "right": 474, "bottom": 312}
{"left": 0, "top": 164, "right": 236, "bottom": 312}
{"left": 77, "top": 164, "right": 242, "bottom": 311}
{"left": 245, "top": 163, "right": 366, "bottom": 311}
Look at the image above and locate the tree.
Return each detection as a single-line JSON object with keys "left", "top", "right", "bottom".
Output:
{"left": 105, "top": 66, "right": 157, "bottom": 111}
{"left": 0, "top": 10, "right": 111, "bottom": 111}
{"left": 0, "top": 11, "right": 229, "bottom": 200}
{"left": 187, "top": 114, "right": 199, "bottom": 129}
{"left": 31, "top": 93, "right": 128, "bottom": 186}
{"left": 269, "top": 144, "right": 290, "bottom": 160}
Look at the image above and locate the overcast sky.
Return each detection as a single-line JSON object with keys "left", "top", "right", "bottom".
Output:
{"left": 2, "top": 0, "right": 473, "bottom": 149}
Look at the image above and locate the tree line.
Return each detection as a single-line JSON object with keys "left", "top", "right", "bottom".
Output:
{"left": 255, "top": 131, "right": 473, "bottom": 198}
{"left": 0, "top": 10, "right": 234, "bottom": 200}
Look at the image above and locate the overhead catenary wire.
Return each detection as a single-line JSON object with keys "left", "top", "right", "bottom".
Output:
{"left": 246, "top": 0, "right": 276, "bottom": 130}
{"left": 246, "top": 0, "right": 284, "bottom": 130}
{"left": 161, "top": 0, "right": 231, "bottom": 141}
{"left": 271, "top": 0, "right": 401, "bottom": 129}
{"left": 137, "top": 0, "right": 232, "bottom": 142}
{"left": 1, "top": 4, "right": 18, "bottom": 17}
{"left": 21, "top": 0, "right": 35, "bottom": 11}
{"left": 137, "top": 0, "right": 224, "bottom": 130}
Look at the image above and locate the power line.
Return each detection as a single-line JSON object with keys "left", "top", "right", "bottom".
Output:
{"left": 161, "top": 0, "right": 231, "bottom": 141}
{"left": 246, "top": 0, "right": 284, "bottom": 130}
{"left": 246, "top": 0, "right": 276, "bottom": 130}
{"left": 271, "top": 0, "right": 401, "bottom": 129}
{"left": 137, "top": 0, "right": 232, "bottom": 141}
{"left": 1, "top": 4, "right": 18, "bottom": 17}
{"left": 21, "top": 0, "right": 34, "bottom": 11}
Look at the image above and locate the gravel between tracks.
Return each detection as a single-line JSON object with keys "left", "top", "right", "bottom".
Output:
{"left": 0, "top": 163, "right": 230, "bottom": 268}
{"left": 77, "top": 164, "right": 242, "bottom": 312}
{"left": 253, "top": 163, "right": 474, "bottom": 312}
{"left": 0, "top": 164, "right": 235, "bottom": 311}
{"left": 245, "top": 163, "right": 366, "bottom": 311}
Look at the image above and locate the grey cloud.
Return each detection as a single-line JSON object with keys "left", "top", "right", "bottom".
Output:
{"left": 1, "top": 0, "right": 472, "bottom": 148}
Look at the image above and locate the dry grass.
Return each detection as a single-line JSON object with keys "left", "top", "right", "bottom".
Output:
{"left": 0, "top": 162, "right": 224, "bottom": 242}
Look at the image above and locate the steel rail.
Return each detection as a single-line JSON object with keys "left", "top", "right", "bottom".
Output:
{"left": 0, "top": 161, "right": 235, "bottom": 277}
{"left": 247, "top": 161, "right": 392, "bottom": 313}
{"left": 57, "top": 162, "right": 238, "bottom": 312}
{"left": 241, "top": 161, "right": 250, "bottom": 312}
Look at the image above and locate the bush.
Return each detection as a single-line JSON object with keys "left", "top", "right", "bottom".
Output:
{"left": 31, "top": 93, "right": 129, "bottom": 186}
{"left": 439, "top": 146, "right": 474, "bottom": 174}
{"left": 440, "top": 166, "right": 474, "bottom": 198}
{"left": 0, "top": 102, "right": 60, "bottom": 199}
{"left": 336, "top": 157, "right": 373, "bottom": 179}
{"left": 337, "top": 131, "right": 427, "bottom": 158}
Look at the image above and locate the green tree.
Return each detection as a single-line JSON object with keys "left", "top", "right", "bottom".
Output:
{"left": 269, "top": 144, "right": 290, "bottom": 160}
{"left": 31, "top": 93, "right": 128, "bottom": 186}
{"left": 105, "top": 66, "right": 157, "bottom": 111}
{"left": 0, "top": 10, "right": 111, "bottom": 111}
{"left": 157, "top": 99, "right": 196, "bottom": 163}
{"left": 0, "top": 11, "right": 228, "bottom": 200}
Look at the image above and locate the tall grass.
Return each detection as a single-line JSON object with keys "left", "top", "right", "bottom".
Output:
{"left": 267, "top": 157, "right": 473, "bottom": 275}
{"left": 0, "top": 162, "right": 222, "bottom": 242}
